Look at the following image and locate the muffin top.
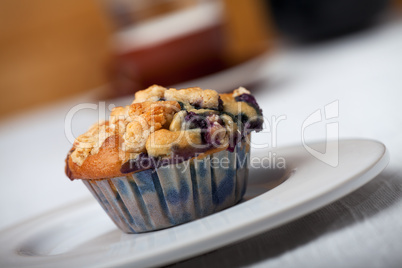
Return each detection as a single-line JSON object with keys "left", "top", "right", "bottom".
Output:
{"left": 66, "top": 85, "right": 263, "bottom": 180}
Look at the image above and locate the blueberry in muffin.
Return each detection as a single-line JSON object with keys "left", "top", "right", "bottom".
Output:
{"left": 65, "top": 85, "right": 263, "bottom": 233}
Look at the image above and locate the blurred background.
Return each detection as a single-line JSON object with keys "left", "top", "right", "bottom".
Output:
{"left": 1, "top": 2, "right": 402, "bottom": 264}
{"left": 1, "top": 0, "right": 400, "bottom": 119}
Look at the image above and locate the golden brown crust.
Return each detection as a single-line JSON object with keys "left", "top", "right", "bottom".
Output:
{"left": 132, "top": 84, "right": 167, "bottom": 103}
{"left": 220, "top": 87, "right": 250, "bottom": 103}
{"left": 165, "top": 87, "right": 220, "bottom": 109}
{"left": 67, "top": 136, "right": 126, "bottom": 180}
{"left": 223, "top": 101, "right": 258, "bottom": 120}
{"left": 219, "top": 93, "right": 235, "bottom": 103}
{"left": 233, "top": 87, "right": 250, "bottom": 98}
{"left": 66, "top": 134, "right": 225, "bottom": 180}
{"left": 66, "top": 86, "right": 261, "bottom": 180}
{"left": 123, "top": 101, "right": 181, "bottom": 154}
{"left": 146, "top": 129, "right": 204, "bottom": 157}
{"left": 128, "top": 101, "right": 180, "bottom": 129}
{"left": 70, "top": 121, "right": 116, "bottom": 166}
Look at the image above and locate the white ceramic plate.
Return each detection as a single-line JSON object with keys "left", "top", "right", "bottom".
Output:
{"left": 0, "top": 139, "right": 388, "bottom": 268}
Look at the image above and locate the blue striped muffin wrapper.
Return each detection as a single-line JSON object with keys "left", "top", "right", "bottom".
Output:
{"left": 82, "top": 141, "right": 250, "bottom": 233}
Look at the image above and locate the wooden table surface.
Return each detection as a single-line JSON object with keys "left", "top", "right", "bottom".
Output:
{"left": 0, "top": 0, "right": 112, "bottom": 118}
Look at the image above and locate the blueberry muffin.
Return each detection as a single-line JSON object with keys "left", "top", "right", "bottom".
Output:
{"left": 65, "top": 85, "right": 263, "bottom": 233}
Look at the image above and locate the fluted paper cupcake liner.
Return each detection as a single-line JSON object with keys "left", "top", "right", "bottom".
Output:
{"left": 83, "top": 141, "right": 250, "bottom": 233}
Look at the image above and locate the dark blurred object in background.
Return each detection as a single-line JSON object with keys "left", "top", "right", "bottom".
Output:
{"left": 2, "top": 0, "right": 401, "bottom": 119}
{"left": 0, "top": 0, "right": 276, "bottom": 118}
{"left": 267, "top": 0, "right": 390, "bottom": 40}
{"left": 109, "top": 0, "right": 226, "bottom": 96}
{"left": 102, "top": 0, "right": 197, "bottom": 29}
{"left": 105, "top": 0, "right": 275, "bottom": 96}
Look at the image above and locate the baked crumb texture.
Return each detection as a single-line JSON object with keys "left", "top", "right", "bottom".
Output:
{"left": 66, "top": 85, "right": 263, "bottom": 180}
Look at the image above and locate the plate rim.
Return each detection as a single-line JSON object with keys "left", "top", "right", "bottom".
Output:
{"left": 0, "top": 139, "right": 389, "bottom": 268}
{"left": 115, "top": 139, "right": 389, "bottom": 267}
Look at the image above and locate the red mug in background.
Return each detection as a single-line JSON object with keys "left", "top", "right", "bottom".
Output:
{"left": 104, "top": 0, "right": 275, "bottom": 95}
